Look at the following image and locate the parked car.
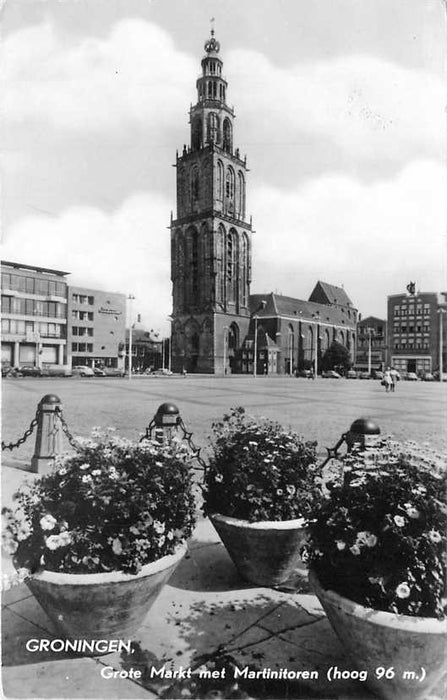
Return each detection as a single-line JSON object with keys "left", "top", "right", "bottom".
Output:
{"left": 421, "top": 372, "right": 434, "bottom": 382}
{"left": 150, "top": 368, "right": 173, "bottom": 376}
{"left": 103, "top": 367, "right": 125, "bottom": 377}
{"left": 358, "top": 372, "right": 371, "bottom": 379}
{"left": 346, "top": 370, "right": 357, "bottom": 379}
{"left": 43, "top": 365, "right": 72, "bottom": 377}
{"left": 321, "top": 370, "right": 341, "bottom": 379}
{"left": 18, "top": 365, "right": 43, "bottom": 377}
{"left": 405, "top": 372, "right": 419, "bottom": 381}
{"left": 296, "top": 369, "right": 312, "bottom": 378}
{"left": 93, "top": 367, "right": 107, "bottom": 376}
{"left": 72, "top": 365, "right": 95, "bottom": 377}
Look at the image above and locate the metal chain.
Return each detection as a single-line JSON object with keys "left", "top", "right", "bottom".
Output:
{"left": 55, "top": 406, "right": 79, "bottom": 450}
{"left": 1, "top": 408, "right": 40, "bottom": 452}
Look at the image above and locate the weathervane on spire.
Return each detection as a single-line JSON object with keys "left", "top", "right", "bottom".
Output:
{"left": 204, "top": 19, "right": 220, "bottom": 53}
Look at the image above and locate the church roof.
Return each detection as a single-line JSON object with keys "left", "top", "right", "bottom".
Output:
{"left": 308, "top": 281, "right": 354, "bottom": 308}
{"left": 249, "top": 291, "right": 356, "bottom": 328}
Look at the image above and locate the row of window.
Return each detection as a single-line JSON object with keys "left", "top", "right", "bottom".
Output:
{"left": 394, "top": 342, "right": 430, "bottom": 350}
{"left": 1, "top": 273, "right": 66, "bottom": 298}
{"left": 393, "top": 323, "right": 430, "bottom": 333}
{"left": 72, "top": 294, "right": 94, "bottom": 305}
{"left": 393, "top": 304, "right": 431, "bottom": 316}
{"left": 1, "top": 296, "right": 66, "bottom": 318}
{"left": 72, "top": 343, "right": 94, "bottom": 353}
{"left": 1, "top": 319, "right": 64, "bottom": 338}
{"left": 72, "top": 310, "right": 94, "bottom": 321}
{"left": 71, "top": 327, "right": 94, "bottom": 337}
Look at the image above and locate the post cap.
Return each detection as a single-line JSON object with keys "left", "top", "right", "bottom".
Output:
{"left": 349, "top": 417, "right": 380, "bottom": 436}
{"left": 154, "top": 402, "right": 180, "bottom": 427}
{"left": 39, "top": 394, "right": 61, "bottom": 405}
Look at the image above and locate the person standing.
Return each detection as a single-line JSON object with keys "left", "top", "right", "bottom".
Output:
{"left": 383, "top": 368, "right": 393, "bottom": 393}
{"left": 390, "top": 367, "right": 399, "bottom": 392}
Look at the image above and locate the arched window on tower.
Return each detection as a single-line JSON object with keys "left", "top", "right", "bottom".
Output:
{"left": 237, "top": 171, "right": 245, "bottom": 219}
{"left": 191, "top": 166, "right": 200, "bottom": 206}
{"left": 223, "top": 118, "right": 232, "bottom": 153}
{"left": 207, "top": 112, "right": 220, "bottom": 144}
{"left": 227, "top": 229, "right": 237, "bottom": 303}
{"left": 216, "top": 224, "right": 225, "bottom": 304}
{"left": 241, "top": 234, "right": 248, "bottom": 306}
{"left": 191, "top": 228, "right": 199, "bottom": 303}
{"left": 225, "top": 167, "right": 235, "bottom": 215}
{"left": 216, "top": 160, "right": 224, "bottom": 201}
{"left": 191, "top": 117, "right": 202, "bottom": 150}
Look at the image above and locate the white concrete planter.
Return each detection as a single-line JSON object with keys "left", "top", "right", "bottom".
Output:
{"left": 26, "top": 545, "right": 186, "bottom": 653}
{"left": 309, "top": 569, "right": 447, "bottom": 700}
{"left": 210, "top": 513, "right": 307, "bottom": 586}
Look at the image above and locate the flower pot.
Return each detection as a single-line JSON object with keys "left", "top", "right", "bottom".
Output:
{"left": 309, "top": 568, "right": 447, "bottom": 700}
{"left": 209, "top": 513, "right": 307, "bottom": 586}
{"left": 25, "top": 545, "right": 186, "bottom": 653}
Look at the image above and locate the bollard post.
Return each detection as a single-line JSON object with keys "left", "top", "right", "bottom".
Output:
{"left": 345, "top": 417, "right": 381, "bottom": 451}
{"left": 31, "top": 394, "right": 63, "bottom": 473}
{"left": 153, "top": 402, "right": 180, "bottom": 443}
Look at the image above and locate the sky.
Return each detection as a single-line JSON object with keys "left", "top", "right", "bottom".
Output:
{"left": 1, "top": 0, "right": 446, "bottom": 333}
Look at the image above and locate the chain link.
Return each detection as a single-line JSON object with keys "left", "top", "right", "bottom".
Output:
{"left": 55, "top": 406, "right": 79, "bottom": 450}
{"left": 1, "top": 408, "right": 41, "bottom": 452}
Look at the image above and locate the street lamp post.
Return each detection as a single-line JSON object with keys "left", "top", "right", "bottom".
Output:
{"left": 127, "top": 294, "right": 135, "bottom": 381}
{"left": 367, "top": 327, "right": 374, "bottom": 376}
{"left": 253, "top": 316, "right": 259, "bottom": 377}
{"left": 313, "top": 311, "right": 320, "bottom": 378}
{"left": 223, "top": 326, "right": 229, "bottom": 376}
{"left": 438, "top": 308, "right": 446, "bottom": 379}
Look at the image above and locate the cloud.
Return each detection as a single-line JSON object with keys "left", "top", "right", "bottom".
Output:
{"left": 1, "top": 19, "right": 195, "bottom": 133}
{"left": 2, "top": 19, "right": 444, "bottom": 166}
{"left": 1, "top": 193, "right": 173, "bottom": 332}
{"left": 228, "top": 50, "right": 444, "bottom": 164}
{"left": 251, "top": 159, "right": 446, "bottom": 314}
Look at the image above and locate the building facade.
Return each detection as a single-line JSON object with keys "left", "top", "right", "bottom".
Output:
{"left": 125, "top": 327, "right": 163, "bottom": 373}
{"left": 169, "top": 33, "right": 357, "bottom": 375}
{"left": 67, "top": 286, "right": 126, "bottom": 369}
{"left": 1, "top": 261, "right": 69, "bottom": 370}
{"left": 355, "top": 316, "right": 387, "bottom": 372}
{"left": 170, "top": 30, "right": 252, "bottom": 374}
{"left": 387, "top": 291, "right": 447, "bottom": 375}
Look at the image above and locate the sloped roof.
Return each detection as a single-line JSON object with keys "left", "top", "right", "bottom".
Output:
{"left": 309, "top": 281, "right": 354, "bottom": 308}
{"left": 249, "top": 292, "right": 356, "bottom": 328}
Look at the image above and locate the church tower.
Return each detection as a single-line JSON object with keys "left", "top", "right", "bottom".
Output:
{"left": 170, "top": 30, "right": 252, "bottom": 374}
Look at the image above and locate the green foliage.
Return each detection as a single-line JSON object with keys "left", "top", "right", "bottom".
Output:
{"left": 2, "top": 429, "right": 196, "bottom": 576}
{"left": 306, "top": 441, "right": 447, "bottom": 619}
{"left": 321, "top": 341, "right": 351, "bottom": 372}
{"left": 203, "top": 407, "right": 320, "bottom": 522}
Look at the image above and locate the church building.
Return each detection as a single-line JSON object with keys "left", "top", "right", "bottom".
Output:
{"left": 170, "top": 31, "right": 357, "bottom": 375}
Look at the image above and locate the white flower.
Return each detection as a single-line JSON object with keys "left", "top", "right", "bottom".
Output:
{"left": 111, "top": 538, "right": 123, "bottom": 555}
{"left": 82, "top": 475, "right": 92, "bottom": 484}
{"left": 40, "top": 514, "right": 57, "bottom": 531}
{"left": 365, "top": 534, "right": 378, "bottom": 548}
{"left": 157, "top": 535, "right": 166, "bottom": 546}
{"left": 45, "top": 532, "right": 71, "bottom": 550}
{"left": 248, "top": 441, "right": 258, "bottom": 447}
{"left": 286, "top": 485, "right": 296, "bottom": 496}
{"left": 349, "top": 544, "right": 361, "bottom": 556}
{"left": 153, "top": 521, "right": 165, "bottom": 534}
{"left": 396, "top": 582, "right": 411, "bottom": 599}
{"left": 58, "top": 468, "right": 67, "bottom": 476}
{"left": 393, "top": 515, "right": 405, "bottom": 527}
{"left": 356, "top": 531, "right": 378, "bottom": 548}
{"left": 404, "top": 504, "right": 420, "bottom": 519}
{"left": 215, "top": 474, "right": 223, "bottom": 483}
{"left": 428, "top": 530, "right": 442, "bottom": 544}
{"left": 92, "top": 469, "right": 101, "bottom": 476}
{"left": 79, "top": 463, "right": 90, "bottom": 470}
{"left": 336, "top": 541, "right": 346, "bottom": 551}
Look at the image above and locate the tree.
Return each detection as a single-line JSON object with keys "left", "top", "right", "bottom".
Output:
{"left": 321, "top": 341, "right": 351, "bottom": 373}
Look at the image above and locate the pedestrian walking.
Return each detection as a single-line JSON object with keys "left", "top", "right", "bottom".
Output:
{"left": 390, "top": 367, "right": 399, "bottom": 392}
{"left": 383, "top": 368, "right": 392, "bottom": 393}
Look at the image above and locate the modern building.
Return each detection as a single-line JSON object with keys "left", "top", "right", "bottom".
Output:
{"left": 67, "top": 286, "right": 126, "bottom": 370}
{"left": 387, "top": 290, "right": 447, "bottom": 375}
{"left": 355, "top": 316, "right": 387, "bottom": 373}
{"left": 1, "top": 260, "right": 69, "bottom": 370}
{"left": 170, "top": 32, "right": 357, "bottom": 374}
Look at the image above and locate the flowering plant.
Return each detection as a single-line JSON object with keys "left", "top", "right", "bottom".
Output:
{"left": 203, "top": 407, "right": 320, "bottom": 522}
{"left": 306, "top": 440, "right": 447, "bottom": 619}
{"left": 2, "top": 429, "right": 196, "bottom": 578}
